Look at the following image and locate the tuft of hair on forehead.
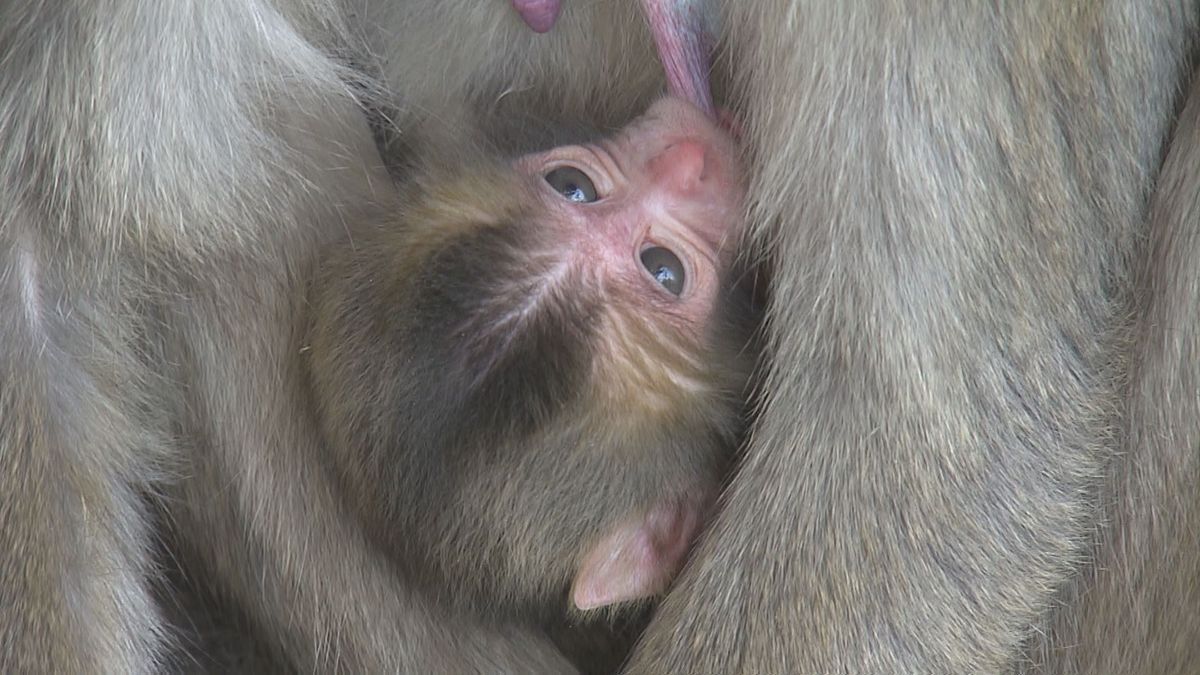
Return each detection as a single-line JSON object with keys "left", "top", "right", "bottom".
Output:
{"left": 379, "top": 153, "right": 602, "bottom": 442}
{"left": 377, "top": 143, "right": 751, "bottom": 453}
{"left": 384, "top": 152, "right": 536, "bottom": 280}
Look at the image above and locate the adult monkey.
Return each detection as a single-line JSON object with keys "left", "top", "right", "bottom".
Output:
{"left": 2, "top": 2, "right": 1200, "bottom": 675}
{"left": 1033, "top": 64, "right": 1200, "bottom": 675}
{"left": 0, "top": 2, "right": 682, "bottom": 672}
{"left": 608, "top": 4, "right": 1200, "bottom": 674}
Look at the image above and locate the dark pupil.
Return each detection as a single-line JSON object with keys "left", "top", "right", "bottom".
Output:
{"left": 544, "top": 166, "right": 598, "bottom": 203}
{"left": 640, "top": 246, "right": 685, "bottom": 296}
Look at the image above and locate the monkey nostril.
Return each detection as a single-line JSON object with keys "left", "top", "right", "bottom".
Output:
{"left": 716, "top": 108, "right": 743, "bottom": 140}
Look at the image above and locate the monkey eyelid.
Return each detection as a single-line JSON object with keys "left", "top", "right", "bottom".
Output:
{"left": 541, "top": 162, "right": 608, "bottom": 203}
{"left": 550, "top": 144, "right": 623, "bottom": 197}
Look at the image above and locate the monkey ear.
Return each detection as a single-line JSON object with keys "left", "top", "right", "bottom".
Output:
{"left": 571, "top": 500, "right": 701, "bottom": 611}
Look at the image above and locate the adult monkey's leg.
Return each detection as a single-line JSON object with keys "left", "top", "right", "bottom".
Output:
{"left": 1025, "top": 66, "right": 1200, "bottom": 675}
{"left": 622, "top": 2, "right": 1200, "bottom": 673}
{"left": 0, "top": 1, "right": 578, "bottom": 672}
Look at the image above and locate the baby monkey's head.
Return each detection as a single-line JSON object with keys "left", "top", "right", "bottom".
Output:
{"left": 308, "top": 97, "right": 755, "bottom": 621}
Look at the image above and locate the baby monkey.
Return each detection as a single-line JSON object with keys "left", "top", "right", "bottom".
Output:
{"left": 306, "top": 97, "right": 752, "bottom": 650}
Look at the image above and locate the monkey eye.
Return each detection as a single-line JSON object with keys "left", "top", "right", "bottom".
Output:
{"left": 544, "top": 166, "right": 598, "bottom": 203}
{"left": 640, "top": 246, "right": 686, "bottom": 296}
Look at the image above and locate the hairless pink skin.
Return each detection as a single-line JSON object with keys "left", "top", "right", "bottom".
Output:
{"left": 516, "top": 96, "right": 743, "bottom": 339}
{"left": 571, "top": 496, "right": 704, "bottom": 610}
{"left": 511, "top": 0, "right": 561, "bottom": 34}
{"left": 510, "top": 0, "right": 717, "bottom": 117}
{"left": 515, "top": 96, "right": 742, "bottom": 608}
{"left": 638, "top": 0, "right": 716, "bottom": 118}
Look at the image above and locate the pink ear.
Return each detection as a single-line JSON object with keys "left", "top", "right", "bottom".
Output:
{"left": 571, "top": 499, "right": 702, "bottom": 611}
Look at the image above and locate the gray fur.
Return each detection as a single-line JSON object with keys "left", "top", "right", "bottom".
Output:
{"left": 2, "top": 0, "right": 1199, "bottom": 673}
{"left": 626, "top": 2, "right": 1200, "bottom": 673}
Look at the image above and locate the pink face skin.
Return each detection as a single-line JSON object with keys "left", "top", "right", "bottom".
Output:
{"left": 514, "top": 97, "right": 744, "bottom": 338}
{"left": 510, "top": 97, "right": 743, "bottom": 610}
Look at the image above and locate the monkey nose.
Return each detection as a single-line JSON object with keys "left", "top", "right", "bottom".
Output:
{"left": 650, "top": 140, "right": 710, "bottom": 196}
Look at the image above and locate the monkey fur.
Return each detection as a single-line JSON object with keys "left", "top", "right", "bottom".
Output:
{"left": 2, "top": 1, "right": 1200, "bottom": 673}
{"left": 304, "top": 127, "right": 752, "bottom": 625}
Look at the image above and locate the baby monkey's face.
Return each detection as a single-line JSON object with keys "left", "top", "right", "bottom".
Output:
{"left": 514, "top": 97, "right": 745, "bottom": 341}
{"left": 304, "top": 98, "right": 754, "bottom": 619}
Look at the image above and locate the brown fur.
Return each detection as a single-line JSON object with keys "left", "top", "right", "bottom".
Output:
{"left": 626, "top": 3, "right": 1200, "bottom": 673}
{"left": 1021, "top": 67, "right": 1200, "bottom": 675}
{"left": 304, "top": 145, "right": 750, "bottom": 622}
{"left": 2, "top": 1, "right": 1200, "bottom": 673}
